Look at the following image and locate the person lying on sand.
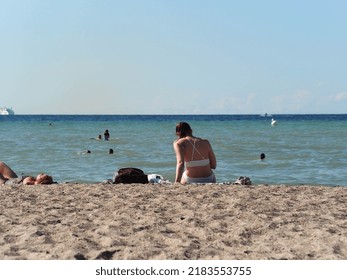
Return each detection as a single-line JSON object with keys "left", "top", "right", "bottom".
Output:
{"left": 0, "top": 161, "right": 53, "bottom": 185}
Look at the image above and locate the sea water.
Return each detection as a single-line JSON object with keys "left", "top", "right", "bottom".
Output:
{"left": 1, "top": 114, "right": 346, "bottom": 186}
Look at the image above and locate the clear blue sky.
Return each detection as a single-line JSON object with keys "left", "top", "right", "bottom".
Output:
{"left": 1, "top": 0, "right": 346, "bottom": 114}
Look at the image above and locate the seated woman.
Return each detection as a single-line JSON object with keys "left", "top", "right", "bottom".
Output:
{"left": 173, "top": 122, "right": 217, "bottom": 184}
{"left": 0, "top": 161, "right": 53, "bottom": 185}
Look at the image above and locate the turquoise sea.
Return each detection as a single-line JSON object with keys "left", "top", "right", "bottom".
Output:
{"left": 1, "top": 114, "right": 346, "bottom": 186}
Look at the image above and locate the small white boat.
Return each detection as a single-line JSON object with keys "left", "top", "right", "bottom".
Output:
{"left": 271, "top": 118, "right": 277, "bottom": 126}
{"left": 0, "top": 107, "right": 15, "bottom": 115}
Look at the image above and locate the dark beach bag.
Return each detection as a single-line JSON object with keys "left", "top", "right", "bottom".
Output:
{"left": 113, "top": 167, "right": 149, "bottom": 184}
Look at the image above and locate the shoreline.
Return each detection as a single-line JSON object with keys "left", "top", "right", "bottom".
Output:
{"left": 1, "top": 183, "right": 347, "bottom": 260}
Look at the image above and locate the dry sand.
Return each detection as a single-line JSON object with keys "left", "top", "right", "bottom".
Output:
{"left": 1, "top": 183, "right": 346, "bottom": 260}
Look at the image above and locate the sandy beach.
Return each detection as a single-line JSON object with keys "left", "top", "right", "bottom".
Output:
{"left": 0, "top": 183, "right": 346, "bottom": 260}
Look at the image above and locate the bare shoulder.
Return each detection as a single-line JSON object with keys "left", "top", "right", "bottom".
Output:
{"left": 173, "top": 138, "right": 185, "bottom": 147}
{"left": 199, "top": 138, "right": 213, "bottom": 149}
{"left": 197, "top": 137, "right": 210, "bottom": 144}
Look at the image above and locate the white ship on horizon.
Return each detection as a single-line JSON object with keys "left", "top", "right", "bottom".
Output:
{"left": 0, "top": 107, "right": 15, "bottom": 115}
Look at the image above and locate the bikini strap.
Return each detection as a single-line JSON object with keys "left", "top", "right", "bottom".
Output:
{"left": 188, "top": 138, "right": 205, "bottom": 160}
{"left": 191, "top": 138, "right": 196, "bottom": 160}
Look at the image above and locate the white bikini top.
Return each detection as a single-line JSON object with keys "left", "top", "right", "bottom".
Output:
{"left": 186, "top": 159, "right": 210, "bottom": 168}
{"left": 185, "top": 138, "right": 210, "bottom": 168}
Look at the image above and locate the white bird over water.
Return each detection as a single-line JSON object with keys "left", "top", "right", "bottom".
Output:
{"left": 271, "top": 118, "right": 277, "bottom": 126}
